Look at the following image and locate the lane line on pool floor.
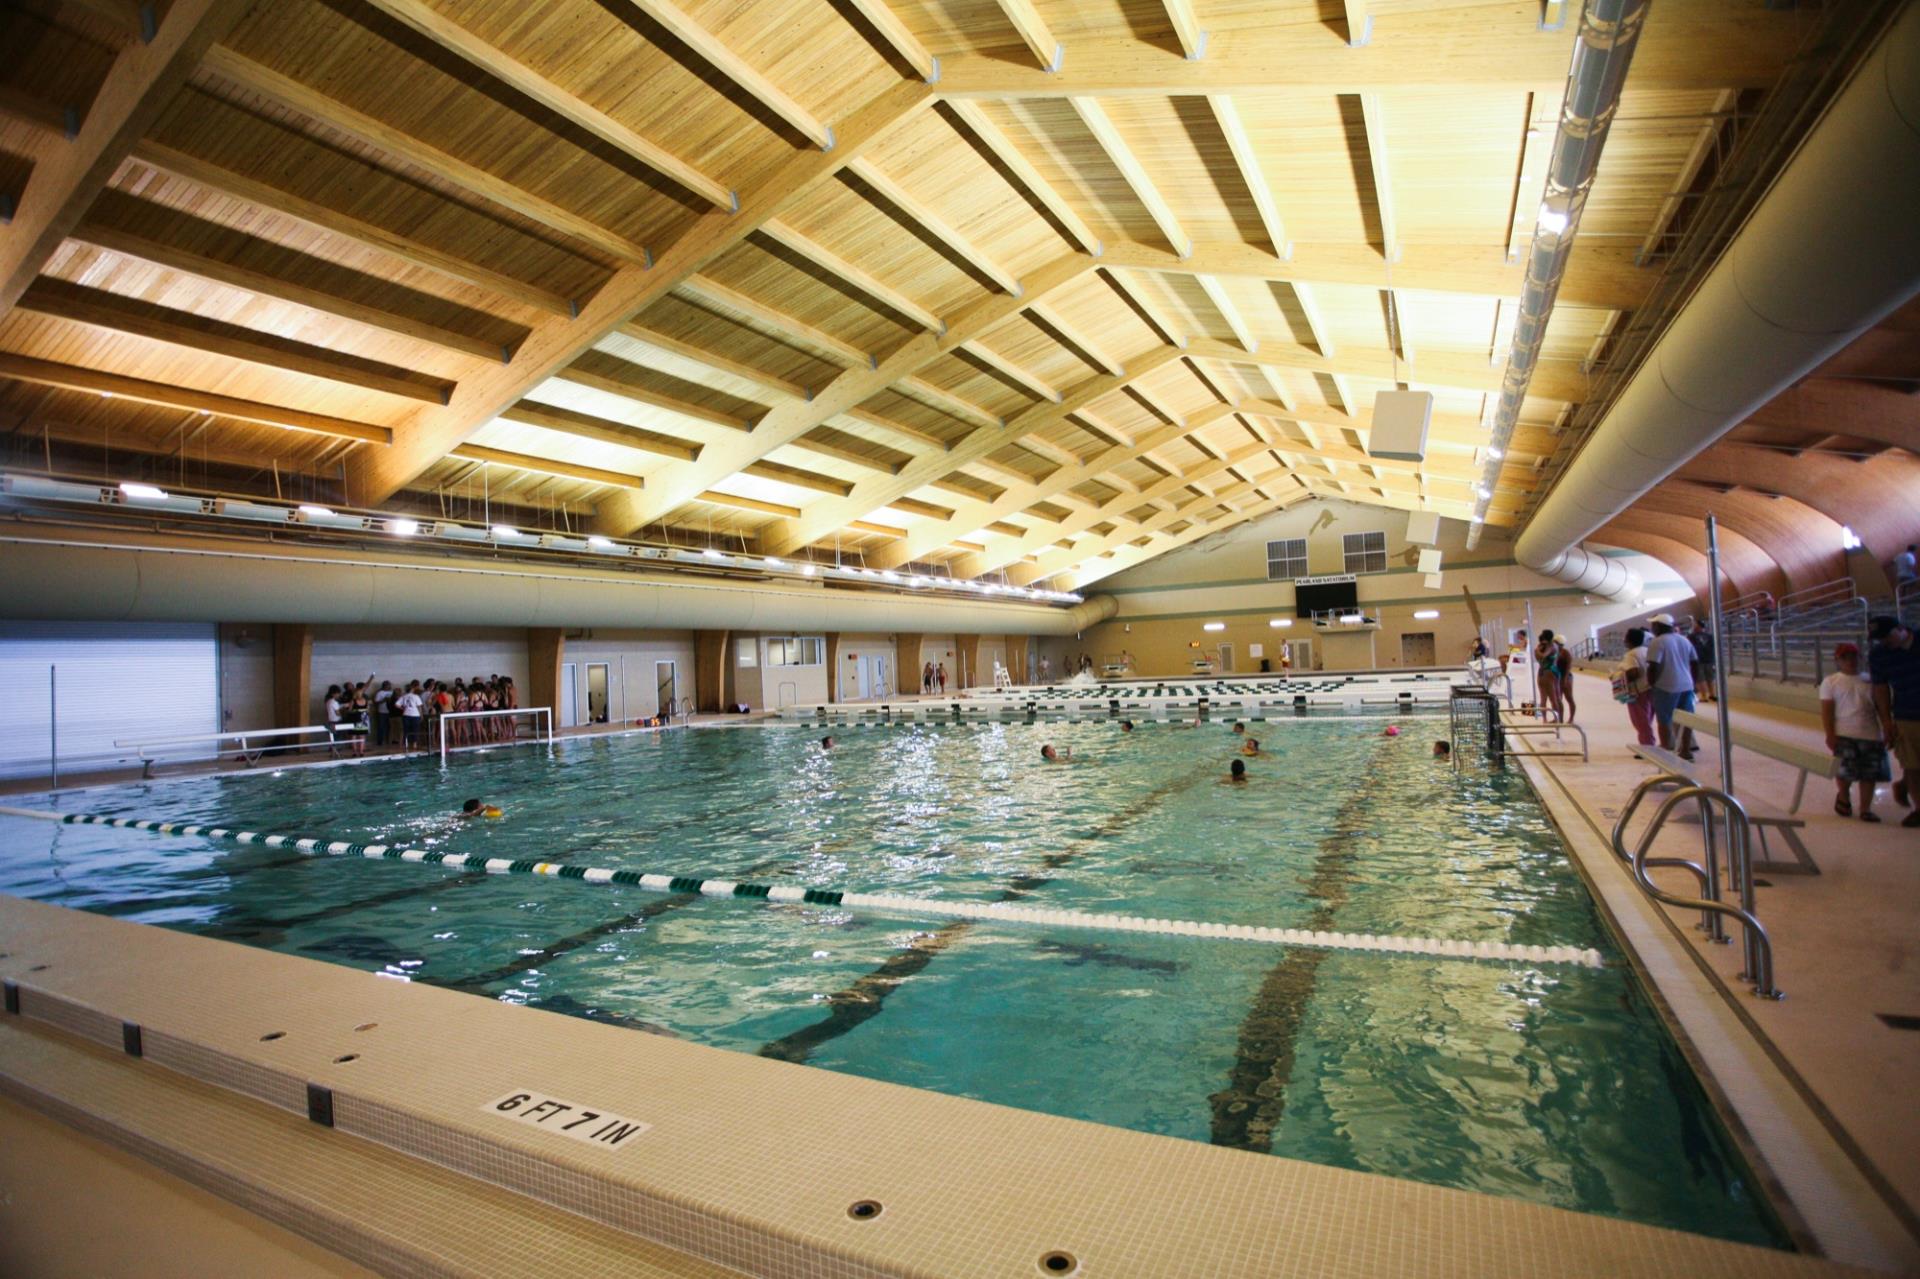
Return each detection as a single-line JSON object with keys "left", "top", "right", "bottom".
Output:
{"left": 0, "top": 807, "right": 1606, "bottom": 972}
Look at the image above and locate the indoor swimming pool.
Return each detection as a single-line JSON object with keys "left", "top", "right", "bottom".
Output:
{"left": 0, "top": 717, "right": 1786, "bottom": 1247}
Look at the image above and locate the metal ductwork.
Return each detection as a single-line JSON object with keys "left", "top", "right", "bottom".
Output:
{"left": 0, "top": 531, "right": 1119, "bottom": 636}
{"left": 1520, "top": 543, "right": 1642, "bottom": 600}
{"left": 1467, "top": 0, "right": 1648, "bottom": 567}
{"left": 1516, "top": 2, "right": 1920, "bottom": 583}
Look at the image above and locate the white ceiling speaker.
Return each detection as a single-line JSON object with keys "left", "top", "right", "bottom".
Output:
{"left": 1368, "top": 390, "right": 1433, "bottom": 461}
{"left": 1405, "top": 510, "right": 1440, "bottom": 545}
{"left": 1417, "top": 548, "right": 1443, "bottom": 575}
{"left": 1424, "top": 573, "right": 1445, "bottom": 590}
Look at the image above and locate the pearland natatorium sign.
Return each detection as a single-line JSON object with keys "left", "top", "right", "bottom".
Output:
{"left": 1291, "top": 573, "right": 1358, "bottom": 587}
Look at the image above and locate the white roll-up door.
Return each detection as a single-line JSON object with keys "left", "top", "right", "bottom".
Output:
{"left": 0, "top": 622, "right": 219, "bottom": 780}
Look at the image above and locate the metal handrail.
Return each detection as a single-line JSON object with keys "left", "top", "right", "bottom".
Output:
{"left": 1610, "top": 775, "right": 1781, "bottom": 998}
{"left": 1500, "top": 719, "right": 1589, "bottom": 762}
{"left": 1723, "top": 590, "right": 1775, "bottom": 616}
{"left": 1777, "top": 577, "right": 1856, "bottom": 617}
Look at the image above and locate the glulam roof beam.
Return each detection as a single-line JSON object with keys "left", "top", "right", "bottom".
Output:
{"left": 71, "top": 219, "right": 510, "bottom": 362}
{"left": 624, "top": 0, "right": 834, "bottom": 149}
{"left": 680, "top": 275, "right": 872, "bottom": 367}
{"left": 202, "top": 46, "right": 653, "bottom": 265}
{"left": 1207, "top": 95, "right": 1288, "bottom": 258}
{"left": 585, "top": 250, "right": 1094, "bottom": 534}
{"left": 1195, "top": 274, "right": 1257, "bottom": 352}
{"left": 760, "top": 220, "right": 943, "bottom": 331}
{"left": 992, "top": 0, "right": 1064, "bottom": 72}
{"left": 498, "top": 401, "right": 703, "bottom": 462}
{"left": 616, "top": 324, "right": 811, "bottom": 400}
{"left": 0, "top": 352, "right": 392, "bottom": 444}
{"left": 359, "top": 0, "right": 735, "bottom": 210}
{"left": 0, "top": 0, "right": 254, "bottom": 312}
{"left": 1070, "top": 98, "right": 1191, "bottom": 258}
{"left": 942, "top": 101, "right": 1103, "bottom": 256}
{"left": 1029, "top": 302, "right": 1126, "bottom": 376}
{"left": 556, "top": 356, "right": 755, "bottom": 431}
{"left": 450, "top": 444, "right": 642, "bottom": 490}
{"left": 843, "top": 0, "right": 940, "bottom": 82}
{"left": 17, "top": 279, "right": 455, "bottom": 404}
{"left": 1162, "top": 0, "right": 1207, "bottom": 59}
{"left": 757, "top": 344, "right": 1187, "bottom": 556}
{"left": 845, "top": 158, "right": 1022, "bottom": 295}
{"left": 1021, "top": 477, "right": 1293, "bottom": 585}
{"left": 0, "top": 85, "right": 77, "bottom": 139}
{"left": 128, "top": 138, "right": 576, "bottom": 317}
{"left": 1343, "top": 0, "right": 1371, "bottom": 45}
{"left": 346, "top": 81, "right": 933, "bottom": 507}
{"left": 934, "top": 12, "right": 1800, "bottom": 95}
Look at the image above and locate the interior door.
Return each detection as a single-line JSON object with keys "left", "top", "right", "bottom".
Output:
{"left": 655, "top": 661, "right": 677, "bottom": 718}
{"left": 1216, "top": 643, "right": 1234, "bottom": 673}
{"left": 1288, "top": 639, "right": 1313, "bottom": 670}
{"left": 559, "top": 662, "right": 578, "bottom": 727}
{"left": 586, "top": 662, "right": 610, "bottom": 722}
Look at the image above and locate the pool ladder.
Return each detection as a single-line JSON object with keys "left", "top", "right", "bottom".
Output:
{"left": 1610, "top": 773, "right": 1781, "bottom": 999}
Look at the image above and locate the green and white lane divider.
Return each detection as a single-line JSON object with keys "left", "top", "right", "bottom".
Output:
{"left": 0, "top": 807, "right": 1605, "bottom": 969}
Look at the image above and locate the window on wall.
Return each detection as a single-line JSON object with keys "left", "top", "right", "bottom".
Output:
{"left": 736, "top": 637, "right": 757, "bottom": 667}
{"left": 1266, "top": 538, "right": 1308, "bottom": 580}
{"left": 1342, "top": 531, "right": 1388, "bottom": 575}
{"left": 765, "top": 636, "right": 824, "bottom": 667}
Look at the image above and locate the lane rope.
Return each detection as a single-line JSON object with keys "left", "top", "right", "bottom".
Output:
{"left": 0, "top": 806, "right": 1605, "bottom": 969}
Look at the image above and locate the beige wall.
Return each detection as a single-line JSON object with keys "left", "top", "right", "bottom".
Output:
{"left": 566, "top": 630, "right": 697, "bottom": 721}
{"left": 1053, "top": 498, "right": 1689, "bottom": 678}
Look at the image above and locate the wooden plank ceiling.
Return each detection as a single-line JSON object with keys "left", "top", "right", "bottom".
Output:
{"left": 0, "top": 0, "right": 1812, "bottom": 590}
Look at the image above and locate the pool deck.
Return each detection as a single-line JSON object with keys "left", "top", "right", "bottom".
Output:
{"left": 1506, "top": 672, "right": 1920, "bottom": 1273}
{"left": 0, "top": 896, "right": 1878, "bottom": 1279}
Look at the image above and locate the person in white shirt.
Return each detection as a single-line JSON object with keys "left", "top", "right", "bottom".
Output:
{"left": 1893, "top": 544, "right": 1917, "bottom": 589}
{"left": 1643, "top": 614, "right": 1698, "bottom": 758}
{"left": 395, "top": 684, "right": 426, "bottom": 751}
{"left": 1820, "top": 642, "right": 1890, "bottom": 821}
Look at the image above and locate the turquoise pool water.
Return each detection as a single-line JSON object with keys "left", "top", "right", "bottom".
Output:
{"left": 0, "top": 718, "right": 1784, "bottom": 1246}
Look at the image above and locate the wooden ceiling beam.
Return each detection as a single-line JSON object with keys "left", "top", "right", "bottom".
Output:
{"left": 1017, "top": 470, "right": 1292, "bottom": 585}
{"left": 1052, "top": 489, "right": 1312, "bottom": 590}
{"left": 842, "top": 0, "right": 940, "bottom": 83}
{"left": 1029, "top": 302, "right": 1126, "bottom": 377}
{"left": 128, "top": 137, "right": 576, "bottom": 317}
{"left": 1099, "top": 267, "right": 1185, "bottom": 347}
{"left": 0, "top": 0, "right": 253, "bottom": 313}
{"left": 742, "top": 459, "right": 854, "bottom": 497}
{"left": 556, "top": 355, "right": 756, "bottom": 431}
{"left": 346, "top": 82, "right": 933, "bottom": 506}
{"left": 1104, "top": 239, "right": 1651, "bottom": 309}
{"left": 784, "top": 434, "right": 905, "bottom": 474}
{"left": 942, "top": 100, "right": 1103, "bottom": 256}
{"left": 616, "top": 323, "right": 810, "bottom": 399}
{"left": 1161, "top": 0, "right": 1207, "bottom": 59}
{"left": 1342, "top": 0, "right": 1372, "bottom": 46}
{"left": 936, "top": 11, "right": 1799, "bottom": 95}
{"left": 760, "top": 220, "right": 943, "bottom": 331}
{"left": 698, "top": 488, "right": 802, "bottom": 518}
{"left": 1359, "top": 94, "right": 1399, "bottom": 262}
{"left": 897, "top": 378, "right": 1001, "bottom": 429}
{"left": 0, "top": 351, "right": 391, "bottom": 444}
{"left": 958, "top": 341, "right": 1062, "bottom": 403}
{"left": 1183, "top": 336, "right": 1594, "bottom": 402}
{"left": 1195, "top": 274, "right": 1257, "bottom": 352}
{"left": 624, "top": 0, "right": 834, "bottom": 149}
{"left": 1070, "top": 97, "right": 1190, "bottom": 258}
{"left": 202, "top": 46, "right": 652, "bottom": 266}
{"left": 843, "top": 405, "right": 951, "bottom": 452}
{"left": 679, "top": 276, "right": 871, "bottom": 367}
{"left": 846, "top": 158, "right": 1021, "bottom": 295}
{"left": 763, "top": 343, "right": 1185, "bottom": 558}
{"left": 0, "top": 85, "right": 77, "bottom": 139}
{"left": 497, "top": 400, "right": 702, "bottom": 462}
{"left": 991, "top": 0, "right": 1064, "bottom": 72}
{"left": 359, "top": 0, "right": 734, "bottom": 210}
{"left": 17, "top": 278, "right": 456, "bottom": 405}
{"left": 584, "top": 249, "right": 1096, "bottom": 534}
{"left": 1207, "top": 95, "right": 1289, "bottom": 258}
{"left": 449, "top": 444, "right": 641, "bottom": 490}
{"left": 71, "top": 218, "right": 511, "bottom": 362}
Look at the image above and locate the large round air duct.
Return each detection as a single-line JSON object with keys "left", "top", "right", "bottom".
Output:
{"left": 1516, "top": 3, "right": 1920, "bottom": 578}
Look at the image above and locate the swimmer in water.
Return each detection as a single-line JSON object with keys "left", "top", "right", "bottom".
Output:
{"left": 1240, "top": 737, "right": 1263, "bottom": 757}
{"left": 1231, "top": 721, "right": 1246, "bottom": 736}
{"left": 458, "top": 798, "right": 503, "bottom": 819}
{"left": 1119, "top": 720, "right": 1134, "bottom": 733}
{"left": 1225, "top": 758, "right": 1248, "bottom": 784}
{"left": 820, "top": 735, "right": 835, "bottom": 749}
{"left": 1433, "top": 740, "right": 1451, "bottom": 759}
{"left": 1041, "top": 743, "right": 1073, "bottom": 762}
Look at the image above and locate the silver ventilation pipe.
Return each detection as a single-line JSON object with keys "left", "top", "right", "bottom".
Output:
{"left": 1514, "top": 2, "right": 1920, "bottom": 580}
{"left": 1464, "top": 0, "right": 1648, "bottom": 602}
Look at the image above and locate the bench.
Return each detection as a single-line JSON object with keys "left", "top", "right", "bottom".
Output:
{"left": 1629, "top": 742, "right": 1819, "bottom": 875}
{"left": 1674, "top": 708, "right": 1835, "bottom": 814}
{"left": 114, "top": 724, "right": 357, "bottom": 777}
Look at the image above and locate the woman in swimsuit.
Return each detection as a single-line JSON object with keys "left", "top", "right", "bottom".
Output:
{"left": 1535, "top": 630, "right": 1565, "bottom": 723}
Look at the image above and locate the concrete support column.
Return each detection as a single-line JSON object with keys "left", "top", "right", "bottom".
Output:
{"left": 1003, "top": 635, "right": 1028, "bottom": 684}
{"left": 956, "top": 634, "right": 980, "bottom": 690}
{"left": 894, "top": 632, "right": 922, "bottom": 697}
{"left": 693, "top": 629, "right": 730, "bottom": 713}
{"left": 824, "top": 632, "right": 842, "bottom": 702}
{"left": 527, "top": 628, "right": 564, "bottom": 721}
{"left": 271, "top": 623, "right": 312, "bottom": 728}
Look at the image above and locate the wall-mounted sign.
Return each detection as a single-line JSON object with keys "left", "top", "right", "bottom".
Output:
{"left": 1293, "top": 573, "right": 1358, "bottom": 587}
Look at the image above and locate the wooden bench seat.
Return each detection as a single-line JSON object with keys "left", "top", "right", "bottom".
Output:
{"left": 1674, "top": 708, "right": 1835, "bottom": 814}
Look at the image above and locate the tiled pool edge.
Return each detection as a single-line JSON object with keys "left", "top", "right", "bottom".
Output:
{"left": 1507, "top": 733, "right": 1919, "bottom": 1273}
{"left": 0, "top": 896, "right": 1864, "bottom": 1279}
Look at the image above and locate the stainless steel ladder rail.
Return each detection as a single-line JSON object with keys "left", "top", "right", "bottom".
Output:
{"left": 1610, "top": 774, "right": 1782, "bottom": 998}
